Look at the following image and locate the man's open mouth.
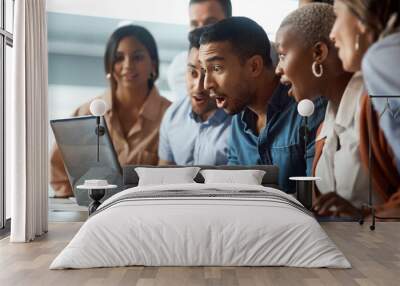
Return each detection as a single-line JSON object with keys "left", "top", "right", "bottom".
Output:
{"left": 192, "top": 95, "right": 207, "bottom": 104}
{"left": 214, "top": 95, "right": 227, "bottom": 108}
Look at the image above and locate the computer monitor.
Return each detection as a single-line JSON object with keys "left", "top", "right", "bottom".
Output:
{"left": 50, "top": 116, "right": 123, "bottom": 206}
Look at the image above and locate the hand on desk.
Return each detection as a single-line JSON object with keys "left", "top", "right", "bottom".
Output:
{"left": 312, "top": 192, "right": 361, "bottom": 218}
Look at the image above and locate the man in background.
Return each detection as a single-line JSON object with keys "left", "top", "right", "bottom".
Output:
{"left": 167, "top": 0, "right": 231, "bottom": 100}
{"left": 189, "top": 0, "right": 232, "bottom": 29}
{"left": 159, "top": 27, "right": 231, "bottom": 165}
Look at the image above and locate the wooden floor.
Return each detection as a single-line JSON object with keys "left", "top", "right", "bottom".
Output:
{"left": 48, "top": 198, "right": 88, "bottom": 222}
{"left": 0, "top": 222, "right": 399, "bottom": 286}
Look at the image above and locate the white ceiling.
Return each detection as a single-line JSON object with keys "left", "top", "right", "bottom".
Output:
{"left": 46, "top": 0, "right": 191, "bottom": 25}
{"left": 46, "top": 0, "right": 298, "bottom": 38}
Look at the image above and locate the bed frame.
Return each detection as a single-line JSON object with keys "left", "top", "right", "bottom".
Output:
{"left": 88, "top": 165, "right": 280, "bottom": 214}
{"left": 122, "top": 165, "right": 280, "bottom": 189}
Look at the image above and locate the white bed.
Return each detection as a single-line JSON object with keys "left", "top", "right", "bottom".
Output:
{"left": 50, "top": 183, "right": 351, "bottom": 269}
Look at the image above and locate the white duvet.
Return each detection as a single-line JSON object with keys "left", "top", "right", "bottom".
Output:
{"left": 50, "top": 183, "right": 351, "bottom": 269}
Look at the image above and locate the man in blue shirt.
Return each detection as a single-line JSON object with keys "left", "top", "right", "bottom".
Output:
{"left": 199, "top": 17, "right": 326, "bottom": 193}
{"left": 158, "top": 27, "right": 232, "bottom": 166}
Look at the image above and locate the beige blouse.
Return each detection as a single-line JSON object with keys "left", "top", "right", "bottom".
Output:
{"left": 50, "top": 87, "right": 171, "bottom": 197}
{"left": 315, "top": 72, "right": 382, "bottom": 208}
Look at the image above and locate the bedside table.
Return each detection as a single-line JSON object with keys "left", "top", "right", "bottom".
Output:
{"left": 289, "top": 177, "right": 321, "bottom": 210}
{"left": 77, "top": 182, "right": 117, "bottom": 215}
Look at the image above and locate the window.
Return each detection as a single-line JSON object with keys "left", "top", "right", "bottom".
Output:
{"left": 1, "top": 0, "right": 14, "bottom": 231}
{"left": 5, "top": 0, "right": 13, "bottom": 33}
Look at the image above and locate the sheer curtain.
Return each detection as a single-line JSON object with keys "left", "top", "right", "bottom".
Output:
{"left": 9, "top": 0, "right": 48, "bottom": 242}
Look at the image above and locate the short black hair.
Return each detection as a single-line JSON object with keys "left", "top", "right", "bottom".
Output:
{"left": 189, "top": 0, "right": 232, "bottom": 18}
{"left": 104, "top": 25, "right": 159, "bottom": 88}
{"left": 313, "top": 0, "right": 333, "bottom": 4}
{"left": 301, "top": 0, "right": 333, "bottom": 4}
{"left": 188, "top": 26, "right": 208, "bottom": 50}
{"left": 200, "top": 17, "right": 272, "bottom": 67}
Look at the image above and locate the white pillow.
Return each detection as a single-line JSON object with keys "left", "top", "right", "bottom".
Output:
{"left": 135, "top": 167, "right": 201, "bottom": 186}
{"left": 200, "top": 169, "right": 266, "bottom": 185}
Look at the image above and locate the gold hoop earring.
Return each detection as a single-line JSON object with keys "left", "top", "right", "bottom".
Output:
{"left": 355, "top": 34, "right": 360, "bottom": 51}
{"left": 312, "top": 62, "right": 323, "bottom": 78}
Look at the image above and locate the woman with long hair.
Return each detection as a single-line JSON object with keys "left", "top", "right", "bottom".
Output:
{"left": 50, "top": 25, "right": 171, "bottom": 197}
{"left": 329, "top": 0, "right": 400, "bottom": 217}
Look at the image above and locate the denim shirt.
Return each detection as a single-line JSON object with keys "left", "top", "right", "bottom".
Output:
{"left": 227, "top": 113, "right": 263, "bottom": 165}
{"left": 228, "top": 84, "right": 327, "bottom": 193}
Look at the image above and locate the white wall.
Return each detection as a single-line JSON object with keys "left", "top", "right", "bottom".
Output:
{"left": 48, "top": 85, "right": 105, "bottom": 120}
{"left": 46, "top": 0, "right": 191, "bottom": 25}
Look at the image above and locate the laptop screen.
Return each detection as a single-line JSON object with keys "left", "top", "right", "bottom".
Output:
{"left": 50, "top": 116, "right": 123, "bottom": 205}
